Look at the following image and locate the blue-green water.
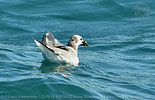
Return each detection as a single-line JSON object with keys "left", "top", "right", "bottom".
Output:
{"left": 0, "top": 0, "right": 155, "bottom": 100}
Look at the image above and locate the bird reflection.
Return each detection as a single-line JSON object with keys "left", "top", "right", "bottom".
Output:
{"left": 38, "top": 60, "right": 75, "bottom": 77}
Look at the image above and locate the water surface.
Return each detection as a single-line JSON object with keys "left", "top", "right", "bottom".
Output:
{"left": 0, "top": 0, "right": 155, "bottom": 100}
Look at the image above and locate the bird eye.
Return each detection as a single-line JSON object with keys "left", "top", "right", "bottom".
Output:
{"left": 80, "top": 38, "right": 83, "bottom": 40}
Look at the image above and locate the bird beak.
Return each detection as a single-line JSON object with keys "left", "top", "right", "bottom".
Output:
{"left": 82, "top": 41, "right": 88, "bottom": 46}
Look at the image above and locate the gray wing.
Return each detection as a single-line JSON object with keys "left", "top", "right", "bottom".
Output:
{"left": 42, "top": 32, "right": 62, "bottom": 47}
{"left": 42, "top": 32, "right": 69, "bottom": 51}
{"left": 33, "top": 39, "right": 73, "bottom": 64}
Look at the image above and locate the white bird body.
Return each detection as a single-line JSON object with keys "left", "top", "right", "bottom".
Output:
{"left": 34, "top": 32, "right": 88, "bottom": 66}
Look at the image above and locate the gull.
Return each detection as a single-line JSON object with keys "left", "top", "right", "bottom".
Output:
{"left": 33, "top": 32, "right": 88, "bottom": 66}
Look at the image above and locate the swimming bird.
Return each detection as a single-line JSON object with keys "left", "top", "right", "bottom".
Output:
{"left": 33, "top": 32, "right": 88, "bottom": 66}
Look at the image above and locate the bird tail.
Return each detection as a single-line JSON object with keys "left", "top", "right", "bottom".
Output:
{"left": 33, "top": 39, "right": 60, "bottom": 63}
